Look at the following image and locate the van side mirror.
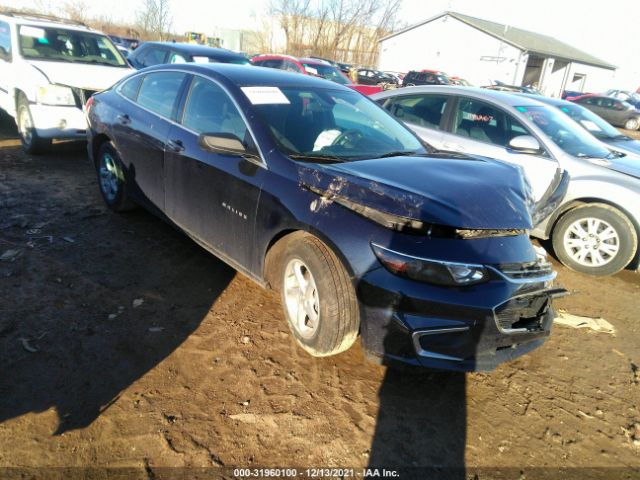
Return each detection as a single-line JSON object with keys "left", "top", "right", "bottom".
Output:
{"left": 508, "top": 135, "right": 542, "bottom": 155}
{"left": 0, "top": 46, "right": 10, "bottom": 61}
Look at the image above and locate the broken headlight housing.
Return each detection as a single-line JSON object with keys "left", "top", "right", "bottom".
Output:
{"left": 371, "top": 243, "right": 488, "bottom": 287}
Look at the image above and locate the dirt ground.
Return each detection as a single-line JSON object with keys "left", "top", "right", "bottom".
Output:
{"left": 0, "top": 111, "right": 639, "bottom": 480}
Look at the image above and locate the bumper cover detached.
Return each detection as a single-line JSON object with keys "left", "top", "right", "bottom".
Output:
{"left": 357, "top": 267, "right": 566, "bottom": 372}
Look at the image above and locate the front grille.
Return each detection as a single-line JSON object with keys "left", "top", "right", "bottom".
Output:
{"left": 72, "top": 88, "right": 99, "bottom": 109}
{"left": 493, "top": 293, "right": 550, "bottom": 332}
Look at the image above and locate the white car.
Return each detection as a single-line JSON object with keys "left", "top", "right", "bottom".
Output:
{"left": 0, "top": 12, "right": 133, "bottom": 153}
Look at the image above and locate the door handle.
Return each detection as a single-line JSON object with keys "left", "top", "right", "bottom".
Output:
{"left": 167, "top": 138, "right": 185, "bottom": 153}
{"left": 116, "top": 114, "right": 130, "bottom": 125}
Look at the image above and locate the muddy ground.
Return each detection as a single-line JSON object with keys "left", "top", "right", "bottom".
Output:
{"left": 0, "top": 111, "right": 639, "bottom": 480}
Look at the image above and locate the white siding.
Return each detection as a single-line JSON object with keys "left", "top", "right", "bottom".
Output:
{"left": 378, "top": 15, "right": 522, "bottom": 86}
{"left": 566, "top": 63, "right": 616, "bottom": 94}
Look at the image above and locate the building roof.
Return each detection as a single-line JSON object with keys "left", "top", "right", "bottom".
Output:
{"left": 380, "top": 11, "right": 616, "bottom": 70}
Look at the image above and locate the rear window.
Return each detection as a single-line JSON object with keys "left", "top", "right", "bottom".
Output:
{"left": 136, "top": 72, "right": 186, "bottom": 118}
{"left": 119, "top": 75, "right": 143, "bottom": 100}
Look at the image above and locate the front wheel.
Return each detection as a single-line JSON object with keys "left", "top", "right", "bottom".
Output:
{"left": 17, "top": 97, "right": 52, "bottom": 154}
{"left": 624, "top": 117, "right": 640, "bottom": 131}
{"left": 552, "top": 204, "right": 637, "bottom": 276}
{"left": 277, "top": 233, "right": 360, "bottom": 357}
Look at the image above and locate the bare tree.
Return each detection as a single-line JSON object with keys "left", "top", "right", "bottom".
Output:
{"left": 135, "top": 0, "right": 173, "bottom": 41}
{"left": 63, "top": 0, "right": 90, "bottom": 24}
{"left": 268, "top": 0, "right": 403, "bottom": 64}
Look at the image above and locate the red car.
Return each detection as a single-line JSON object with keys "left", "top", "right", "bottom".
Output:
{"left": 251, "top": 54, "right": 382, "bottom": 96}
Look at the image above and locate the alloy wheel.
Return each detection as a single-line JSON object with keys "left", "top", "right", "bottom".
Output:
{"left": 563, "top": 217, "right": 620, "bottom": 267}
{"left": 18, "top": 105, "right": 33, "bottom": 147}
{"left": 283, "top": 258, "right": 320, "bottom": 339}
{"left": 99, "top": 152, "right": 120, "bottom": 203}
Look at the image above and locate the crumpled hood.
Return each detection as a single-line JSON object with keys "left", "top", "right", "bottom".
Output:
{"left": 299, "top": 153, "right": 534, "bottom": 230}
{"left": 28, "top": 60, "right": 132, "bottom": 90}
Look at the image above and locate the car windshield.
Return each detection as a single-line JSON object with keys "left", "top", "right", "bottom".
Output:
{"left": 515, "top": 105, "right": 612, "bottom": 159}
{"left": 251, "top": 87, "right": 426, "bottom": 161}
{"left": 19, "top": 25, "right": 127, "bottom": 67}
{"left": 302, "top": 63, "right": 351, "bottom": 85}
{"left": 557, "top": 103, "right": 624, "bottom": 140}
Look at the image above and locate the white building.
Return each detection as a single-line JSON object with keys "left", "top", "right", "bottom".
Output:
{"left": 378, "top": 11, "right": 616, "bottom": 97}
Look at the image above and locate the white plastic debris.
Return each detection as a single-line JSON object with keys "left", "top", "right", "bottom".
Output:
{"left": 0, "top": 249, "right": 20, "bottom": 262}
{"left": 132, "top": 298, "right": 144, "bottom": 308}
{"left": 554, "top": 310, "right": 616, "bottom": 334}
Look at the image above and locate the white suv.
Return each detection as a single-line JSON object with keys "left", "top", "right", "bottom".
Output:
{"left": 0, "top": 12, "right": 133, "bottom": 153}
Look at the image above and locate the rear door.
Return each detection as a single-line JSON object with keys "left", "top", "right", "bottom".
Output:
{"left": 164, "top": 75, "right": 266, "bottom": 272}
{"left": 379, "top": 93, "right": 450, "bottom": 148}
{"left": 112, "top": 71, "right": 188, "bottom": 211}
{"left": 440, "top": 96, "right": 561, "bottom": 204}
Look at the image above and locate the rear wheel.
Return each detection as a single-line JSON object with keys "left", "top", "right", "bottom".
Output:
{"left": 552, "top": 204, "right": 636, "bottom": 276}
{"left": 273, "top": 233, "right": 360, "bottom": 357}
{"left": 17, "top": 96, "right": 51, "bottom": 154}
{"left": 96, "top": 142, "right": 136, "bottom": 212}
{"left": 624, "top": 117, "right": 639, "bottom": 131}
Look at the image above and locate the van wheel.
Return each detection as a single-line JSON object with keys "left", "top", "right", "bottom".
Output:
{"left": 17, "top": 96, "right": 52, "bottom": 154}
{"left": 96, "top": 142, "right": 136, "bottom": 212}
{"left": 624, "top": 117, "right": 639, "bottom": 131}
{"left": 275, "top": 233, "right": 359, "bottom": 357}
{"left": 552, "top": 204, "right": 636, "bottom": 276}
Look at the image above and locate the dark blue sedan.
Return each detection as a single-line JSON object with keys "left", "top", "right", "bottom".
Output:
{"left": 86, "top": 64, "right": 563, "bottom": 371}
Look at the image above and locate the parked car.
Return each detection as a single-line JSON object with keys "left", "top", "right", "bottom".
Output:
{"left": 450, "top": 76, "right": 471, "bottom": 86}
{"left": 128, "top": 42, "right": 250, "bottom": 69}
{"left": 0, "top": 11, "right": 132, "bottom": 153}
{"left": 569, "top": 94, "right": 640, "bottom": 131}
{"left": 605, "top": 89, "right": 640, "bottom": 109}
{"left": 530, "top": 95, "right": 640, "bottom": 156}
{"left": 109, "top": 35, "right": 139, "bottom": 51}
{"left": 251, "top": 54, "right": 381, "bottom": 95}
{"left": 337, "top": 61, "right": 353, "bottom": 74}
{"left": 403, "top": 70, "right": 450, "bottom": 86}
{"left": 357, "top": 68, "right": 398, "bottom": 86}
{"left": 373, "top": 86, "right": 640, "bottom": 276}
{"left": 483, "top": 83, "right": 542, "bottom": 95}
{"left": 383, "top": 71, "right": 405, "bottom": 85}
{"left": 561, "top": 90, "right": 586, "bottom": 100}
{"left": 86, "top": 63, "right": 563, "bottom": 370}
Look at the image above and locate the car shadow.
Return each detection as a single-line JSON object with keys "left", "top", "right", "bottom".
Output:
{"left": 0, "top": 115, "right": 237, "bottom": 434}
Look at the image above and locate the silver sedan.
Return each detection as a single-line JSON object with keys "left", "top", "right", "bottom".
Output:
{"left": 372, "top": 86, "right": 640, "bottom": 276}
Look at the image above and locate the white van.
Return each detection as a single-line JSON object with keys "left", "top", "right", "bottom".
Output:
{"left": 0, "top": 12, "right": 133, "bottom": 153}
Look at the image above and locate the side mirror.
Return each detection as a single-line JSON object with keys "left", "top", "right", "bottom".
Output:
{"left": 0, "top": 46, "right": 10, "bottom": 61}
{"left": 508, "top": 135, "right": 542, "bottom": 155}
{"left": 198, "top": 132, "right": 249, "bottom": 156}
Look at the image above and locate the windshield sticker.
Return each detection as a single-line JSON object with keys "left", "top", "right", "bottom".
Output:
{"left": 241, "top": 86, "right": 290, "bottom": 105}
{"left": 304, "top": 66, "right": 318, "bottom": 75}
{"left": 192, "top": 56, "right": 210, "bottom": 63}
{"left": 20, "top": 26, "right": 46, "bottom": 38}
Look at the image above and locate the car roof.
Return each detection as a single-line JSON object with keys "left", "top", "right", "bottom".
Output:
{"left": 517, "top": 94, "right": 569, "bottom": 107}
{"left": 371, "top": 85, "right": 550, "bottom": 107}
{"left": 141, "top": 42, "right": 246, "bottom": 59}
{"left": 0, "top": 12, "right": 95, "bottom": 33}
{"left": 142, "top": 63, "right": 354, "bottom": 91}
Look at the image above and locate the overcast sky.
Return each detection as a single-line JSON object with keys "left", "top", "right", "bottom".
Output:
{"left": 4, "top": 0, "right": 638, "bottom": 88}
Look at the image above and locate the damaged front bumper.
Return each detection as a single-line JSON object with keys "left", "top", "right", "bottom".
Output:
{"left": 357, "top": 256, "right": 567, "bottom": 372}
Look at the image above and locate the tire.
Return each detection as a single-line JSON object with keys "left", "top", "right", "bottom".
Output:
{"left": 624, "top": 117, "right": 640, "bottom": 131}
{"left": 96, "top": 142, "right": 136, "bottom": 212}
{"left": 17, "top": 95, "right": 52, "bottom": 154}
{"left": 551, "top": 203, "right": 637, "bottom": 276}
{"left": 273, "top": 232, "right": 360, "bottom": 357}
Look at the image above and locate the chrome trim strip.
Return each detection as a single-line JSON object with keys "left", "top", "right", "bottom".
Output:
{"left": 411, "top": 327, "right": 469, "bottom": 362}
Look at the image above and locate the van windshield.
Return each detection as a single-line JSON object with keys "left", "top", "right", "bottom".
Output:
{"left": 19, "top": 25, "right": 127, "bottom": 67}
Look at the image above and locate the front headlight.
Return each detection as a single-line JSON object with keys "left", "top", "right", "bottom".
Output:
{"left": 36, "top": 84, "right": 75, "bottom": 106}
{"left": 371, "top": 243, "right": 488, "bottom": 287}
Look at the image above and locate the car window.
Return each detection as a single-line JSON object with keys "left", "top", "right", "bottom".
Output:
{"left": 181, "top": 76, "right": 248, "bottom": 141}
{"left": 0, "top": 20, "right": 11, "bottom": 62}
{"left": 141, "top": 48, "right": 168, "bottom": 67}
{"left": 282, "top": 60, "right": 300, "bottom": 72}
{"left": 119, "top": 74, "right": 143, "bottom": 100}
{"left": 452, "top": 98, "right": 530, "bottom": 147}
{"left": 136, "top": 71, "right": 186, "bottom": 118}
{"left": 382, "top": 94, "right": 449, "bottom": 130}
{"left": 256, "top": 59, "right": 283, "bottom": 69}
{"left": 169, "top": 52, "right": 187, "bottom": 63}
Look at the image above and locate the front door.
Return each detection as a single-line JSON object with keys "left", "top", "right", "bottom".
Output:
{"left": 164, "top": 75, "right": 266, "bottom": 272}
{"left": 440, "top": 96, "right": 561, "bottom": 204}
